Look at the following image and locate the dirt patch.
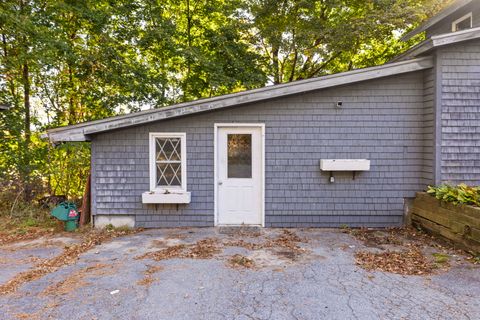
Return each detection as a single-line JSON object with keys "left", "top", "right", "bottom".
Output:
{"left": 137, "top": 229, "right": 311, "bottom": 273}
{"left": 149, "top": 237, "right": 186, "bottom": 249}
{"left": 349, "top": 229, "right": 404, "bottom": 247}
{"left": 263, "top": 230, "right": 307, "bottom": 252}
{"left": 14, "top": 313, "right": 40, "bottom": 320}
{"left": 275, "top": 250, "right": 300, "bottom": 261}
{"left": 150, "top": 239, "right": 168, "bottom": 248}
{"left": 165, "top": 233, "right": 187, "bottom": 240}
{"left": 224, "top": 230, "right": 307, "bottom": 255}
{"left": 221, "top": 227, "right": 262, "bottom": 238}
{"left": 138, "top": 230, "right": 309, "bottom": 270}
{"left": 350, "top": 227, "right": 472, "bottom": 275}
{"left": 246, "top": 249, "right": 289, "bottom": 268}
{"left": 2, "top": 236, "right": 82, "bottom": 252}
{"left": 137, "top": 244, "right": 186, "bottom": 261}
{"left": 0, "top": 229, "right": 56, "bottom": 247}
{"left": 355, "top": 247, "right": 435, "bottom": 275}
{"left": 227, "top": 254, "right": 255, "bottom": 269}
{"left": 137, "top": 265, "right": 163, "bottom": 287}
{"left": 223, "top": 239, "right": 263, "bottom": 250}
{"left": 0, "top": 228, "right": 139, "bottom": 295}
{"left": 41, "top": 262, "right": 119, "bottom": 296}
{"left": 349, "top": 227, "right": 437, "bottom": 249}
{"left": 184, "top": 238, "right": 221, "bottom": 259}
{"left": 137, "top": 238, "right": 222, "bottom": 261}
{"left": 0, "top": 256, "right": 28, "bottom": 265}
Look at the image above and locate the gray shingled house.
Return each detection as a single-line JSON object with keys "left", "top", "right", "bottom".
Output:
{"left": 47, "top": 1, "right": 480, "bottom": 229}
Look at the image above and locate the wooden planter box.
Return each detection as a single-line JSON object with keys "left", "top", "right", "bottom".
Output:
{"left": 410, "top": 192, "right": 480, "bottom": 254}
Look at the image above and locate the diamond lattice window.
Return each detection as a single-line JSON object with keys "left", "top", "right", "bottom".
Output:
{"left": 155, "top": 137, "right": 182, "bottom": 187}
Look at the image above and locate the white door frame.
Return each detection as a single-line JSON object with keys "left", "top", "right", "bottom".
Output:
{"left": 214, "top": 123, "right": 265, "bottom": 227}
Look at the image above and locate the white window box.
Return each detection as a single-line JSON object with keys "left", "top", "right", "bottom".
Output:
{"left": 320, "top": 159, "right": 370, "bottom": 171}
{"left": 142, "top": 191, "right": 191, "bottom": 204}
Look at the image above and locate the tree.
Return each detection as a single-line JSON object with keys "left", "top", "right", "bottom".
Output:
{"left": 0, "top": 0, "right": 48, "bottom": 200}
{"left": 0, "top": 0, "right": 454, "bottom": 203}
{"left": 240, "top": 0, "right": 452, "bottom": 84}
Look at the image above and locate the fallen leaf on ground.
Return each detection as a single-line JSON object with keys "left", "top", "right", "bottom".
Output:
{"left": 137, "top": 265, "right": 163, "bottom": 287}
{"left": 227, "top": 254, "right": 255, "bottom": 269}
{"left": 136, "top": 238, "right": 221, "bottom": 261}
{"left": 41, "top": 263, "right": 118, "bottom": 296}
{"left": 0, "top": 228, "right": 139, "bottom": 295}
{"left": 355, "top": 247, "right": 434, "bottom": 275}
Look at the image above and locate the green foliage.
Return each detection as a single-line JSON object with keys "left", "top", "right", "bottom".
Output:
{"left": 239, "top": 0, "right": 449, "bottom": 83}
{"left": 427, "top": 184, "right": 480, "bottom": 207}
{"left": 104, "top": 223, "right": 132, "bottom": 232}
{"left": 0, "top": 0, "right": 452, "bottom": 212}
{"left": 432, "top": 252, "right": 450, "bottom": 264}
{"left": 44, "top": 142, "right": 91, "bottom": 198}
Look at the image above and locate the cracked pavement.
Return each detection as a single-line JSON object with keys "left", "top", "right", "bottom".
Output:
{"left": 0, "top": 228, "right": 478, "bottom": 320}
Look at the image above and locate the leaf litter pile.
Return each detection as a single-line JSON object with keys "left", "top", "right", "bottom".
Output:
{"left": 137, "top": 230, "right": 308, "bottom": 269}
{"left": 355, "top": 247, "right": 433, "bottom": 275}
{"left": 137, "top": 265, "right": 164, "bottom": 286}
{"left": 350, "top": 228, "right": 458, "bottom": 275}
{"left": 224, "top": 230, "right": 306, "bottom": 253}
{"left": 0, "top": 228, "right": 139, "bottom": 295}
{"left": 0, "top": 228, "right": 56, "bottom": 246}
{"left": 228, "top": 254, "right": 255, "bottom": 269}
{"left": 137, "top": 237, "right": 222, "bottom": 261}
{"left": 41, "top": 262, "right": 119, "bottom": 296}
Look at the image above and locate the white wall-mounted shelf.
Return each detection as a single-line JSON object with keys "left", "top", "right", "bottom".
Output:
{"left": 142, "top": 191, "right": 191, "bottom": 204}
{"left": 320, "top": 159, "right": 370, "bottom": 171}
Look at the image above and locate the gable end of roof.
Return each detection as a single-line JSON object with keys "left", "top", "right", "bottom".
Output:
{"left": 392, "top": 26, "right": 480, "bottom": 62}
{"left": 401, "top": 0, "right": 472, "bottom": 41}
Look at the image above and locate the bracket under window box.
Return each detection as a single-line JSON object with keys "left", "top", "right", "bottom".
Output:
{"left": 142, "top": 191, "right": 191, "bottom": 204}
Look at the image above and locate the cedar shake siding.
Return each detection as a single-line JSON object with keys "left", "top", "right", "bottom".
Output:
{"left": 422, "top": 68, "right": 436, "bottom": 186}
{"left": 437, "top": 39, "right": 480, "bottom": 185}
{"left": 90, "top": 71, "right": 431, "bottom": 228}
{"left": 46, "top": 3, "right": 480, "bottom": 229}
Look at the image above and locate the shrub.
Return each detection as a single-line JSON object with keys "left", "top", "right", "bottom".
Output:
{"left": 427, "top": 184, "right": 480, "bottom": 207}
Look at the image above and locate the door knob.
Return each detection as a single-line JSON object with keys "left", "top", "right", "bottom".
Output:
{"left": 218, "top": 181, "right": 223, "bottom": 185}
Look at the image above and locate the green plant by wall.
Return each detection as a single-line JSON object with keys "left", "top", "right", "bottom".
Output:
{"left": 427, "top": 184, "right": 480, "bottom": 207}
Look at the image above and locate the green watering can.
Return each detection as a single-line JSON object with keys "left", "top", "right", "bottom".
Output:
{"left": 51, "top": 202, "right": 80, "bottom": 231}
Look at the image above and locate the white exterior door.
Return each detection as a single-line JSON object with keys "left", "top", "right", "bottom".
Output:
{"left": 216, "top": 125, "right": 264, "bottom": 226}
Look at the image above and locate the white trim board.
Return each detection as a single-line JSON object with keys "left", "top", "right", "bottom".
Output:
{"left": 452, "top": 12, "right": 473, "bottom": 32}
{"left": 46, "top": 57, "right": 433, "bottom": 143}
{"left": 213, "top": 123, "right": 265, "bottom": 227}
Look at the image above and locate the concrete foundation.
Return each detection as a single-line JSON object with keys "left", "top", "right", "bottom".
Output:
{"left": 94, "top": 215, "right": 135, "bottom": 229}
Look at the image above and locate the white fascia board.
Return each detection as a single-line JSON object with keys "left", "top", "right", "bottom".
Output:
{"left": 431, "top": 26, "right": 480, "bottom": 46}
{"left": 392, "top": 26, "right": 480, "bottom": 62}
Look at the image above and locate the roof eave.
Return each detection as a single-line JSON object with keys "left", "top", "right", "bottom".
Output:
{"left": 46, "top": 56, "right": 434, "bottom": 143}
{"left": 392, "top": 26, "right": 480, "bottom": 62}
{"left": 401, "top": 0, "right": 472, "bottom": 41}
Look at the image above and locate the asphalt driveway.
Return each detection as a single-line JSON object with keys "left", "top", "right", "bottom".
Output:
{"left": 0, "top": 227, "right": 478, "bottom": 320}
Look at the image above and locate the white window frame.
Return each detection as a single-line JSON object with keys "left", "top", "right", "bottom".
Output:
{"left": 149, "top": 132, "right": 187, "bottom": 192}
{"left": 452, "top": 12, "right": 472, "bottom": 32}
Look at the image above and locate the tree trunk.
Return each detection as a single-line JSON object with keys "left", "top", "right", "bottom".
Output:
{"left": 68, "top": 65, "right": 76, "bottom": 125}
{"left": 22, "top": 61, "right": 32, "bottom": 202}
{"left": 183, "top": 0, "right": 192, "bottom": 101}
{"left": 272, "top": 45, "right": 280, "bottom": 84}
{"left": 2, "top": 33, "right": 19, "bottom": 108}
